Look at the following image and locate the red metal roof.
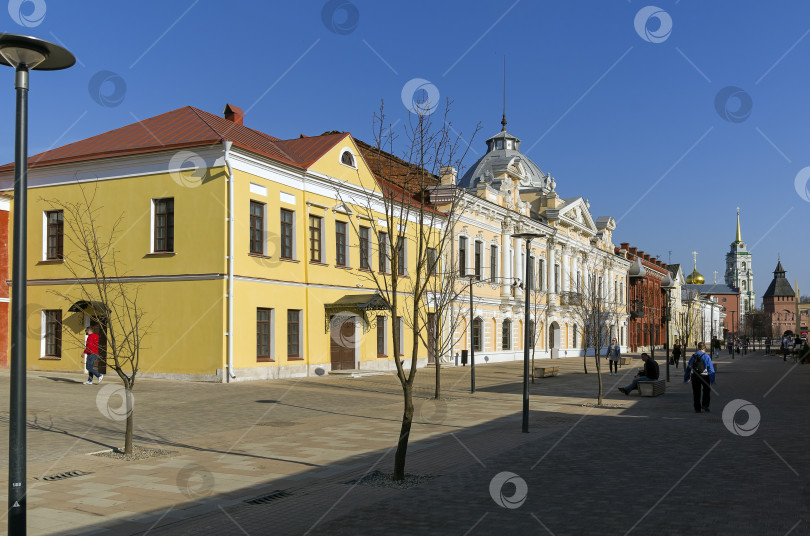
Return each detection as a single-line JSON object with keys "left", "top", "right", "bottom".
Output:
{"left": 0, "top": 106, "right": 349, "bottom": 172}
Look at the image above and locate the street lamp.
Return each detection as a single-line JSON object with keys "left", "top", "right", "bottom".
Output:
{"left": 513, "top": 231, "right": 544, "bottom": 434}
{"left": 661, "top": 272, "right": 675, "bottom": 382}
{"left": 0, "top": 34, "right": 75, "bottom": 535}
{"left": 465, "top": 272, "right": 477, "bottom": 393}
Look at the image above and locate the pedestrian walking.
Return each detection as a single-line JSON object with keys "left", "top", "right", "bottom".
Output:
{"left": 765, "top": 337, "right": 771, "bottom": 355}
{"left": 606, "top": 338, "right": 621, "bottom": 375}
{"left": 684, "top": 342, "right": 716, "bottom": 413}
{"left": 83, "top": 326, "right": 103, "bottom": 385}
{"left": 782, "top": 335, "right": 790, "bottom": 362}
{"left": 727, "top": 339, "right": 734, "bottom": 355}
{"left": 672, "top": 338, "right": 682, "bottom": 368}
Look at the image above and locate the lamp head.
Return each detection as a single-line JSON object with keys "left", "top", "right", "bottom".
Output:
{"left": 0, "top": 33, "right": 75, "bottom": 70}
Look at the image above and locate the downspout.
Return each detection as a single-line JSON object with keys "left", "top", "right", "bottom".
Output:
{"left": 223, "top": 141, "right": 236, "bottom": 382}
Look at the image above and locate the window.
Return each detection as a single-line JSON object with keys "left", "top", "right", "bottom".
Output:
{"left": 742, "top": 262, "right": 746, "bottom": 270}
{"left": 490, "top": 245, "right": 498, "bottom": 281}
{"left": 257, "top": 308, "right": 273, "bottom": 361}
{"left": 614, "top": 280, "right": 618, "bottom": 301}
{"left": 341, "top": 150, "right": 355, "bottom": 167}
{"left": 377, "top": 316, "right": 387, "bottom": 355}
{"left": 554, "top": 264, "right": 560, "bottom": 293}
{"left": 336, "top": 221, "right": 347, "bottom": 266}
{"left": 502, "top": 319, "right": 511, "bottom": 350}
{"left": 359, "top": 226, "right": 370, "bottom": 269}
{"left": 539, "top": 259, "right": 545, "bottom": 290}
{"left": 250, "top": 201, "right": 265, "bottom": 255}
{"left": 741, "top": 281, "right": 746, "bottom": 290}
{"left": 472, "top": 318, "right": 483, "bottom": 352}
{"left": 459, "top": 237, "right": 467, "bottom": 276}
{"left": 528, "top": 320, "right": 536, "bottom": 349}
{"left": 722, "top": 298, "right": 727, "bottom": 302}
{"left": 620, "top": 282, "right": 624, "bottom": 303}
{"left": 427, "top": 247, "right": 438, "bottom": 276}
{"left": 573, "top": 325, "right": 578, "bottom": 347}
{"left": 474, "top": 241, "right": 482, "bottom": 279}
{"left": 396, "top": 236, "right": 406, "bottom": 276}
{"left": 44, "top": 309, "right": 62, "bottom": 357}
{"left": 153, "top": 198, "right": 174, "bottom": 252}
{"left": 396, "top": 316, "right": 404, "bottom": 355}
{"left": 280, "top": 209, "right": 294, "bottom": 259}
{"left": 496, "top": 139, "right": 504, "bottom": 150}
{"left": 309, "top": 215, "right": 323, "bottom": 262}
{"left": 528, "top": 257, "right": 535, "bottom": 290}
{"left": 287, "top": 310, "right": 301, "bottom": 358}
{"left": 45, "top": 210, "right": 63, "bottom": 260}
{"left": 378, "top": 231, "right": 389, "bottom": 272}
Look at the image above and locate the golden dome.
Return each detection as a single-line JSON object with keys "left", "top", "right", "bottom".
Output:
{"left": 686, "top": 268, "right": 705, "bottom": 285}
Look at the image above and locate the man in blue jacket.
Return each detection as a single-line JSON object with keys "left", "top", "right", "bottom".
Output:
{"left": 684, "top": 342, "right": 716, "bottom": 413}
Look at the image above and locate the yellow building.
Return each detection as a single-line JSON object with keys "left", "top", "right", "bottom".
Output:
{"left": 0, "top": 105, "right": 431, "bottom": 381}
{"left": 431, "top": 125, "right": 630, "bottom": 363}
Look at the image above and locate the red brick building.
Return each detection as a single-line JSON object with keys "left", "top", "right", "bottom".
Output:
{"left": 619, "top": 243, "right": 668, "bottom": 352}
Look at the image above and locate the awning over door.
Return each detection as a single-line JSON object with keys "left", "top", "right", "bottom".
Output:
{"left": 68, "top": 300, "right": 110, "bottom": 314}
{"left": 324, "top": 293, "right": 389, "bottom": 332}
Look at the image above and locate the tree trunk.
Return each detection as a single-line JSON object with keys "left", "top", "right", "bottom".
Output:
{"left": 434, "top": 344, "right": 441, "bottom": 400}
{"left": 124, "top": 387, "right": 134, "bottom": 455}
{"left": 393, "top": 382, "right": 414, "bottom": 481}
{"left": 583, "top": 354, "right": 588, "bottom": 374}
{"left": 595, "top": 346, "right": 603, "bottom": 405}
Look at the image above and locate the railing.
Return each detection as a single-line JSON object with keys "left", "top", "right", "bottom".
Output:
{"left": 560, "top": 291, "right": 582, "bottom": 306}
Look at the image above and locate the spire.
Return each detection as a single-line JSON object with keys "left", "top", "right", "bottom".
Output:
{"left": 736, "top": 206, "right": 742, "bottom": 243}
{"left": 501, "top": 56, "right": 507, "bottom": 131}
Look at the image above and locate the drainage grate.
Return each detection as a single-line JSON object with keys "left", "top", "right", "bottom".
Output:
{"left": 244, "top": 490, "right": 292, "bottom": 505}
{"left": 35, "top": 470, "right": 92, "bottom": 482}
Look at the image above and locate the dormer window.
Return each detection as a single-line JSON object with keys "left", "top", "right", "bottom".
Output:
{"left": 506, "top": 140, "right": 513, "bottom": 150}
{"left": 496, "top": 139, "right": 504, "bottom": 150}
{"left": 340, "top": 149, "right": 356, "bottom": 168}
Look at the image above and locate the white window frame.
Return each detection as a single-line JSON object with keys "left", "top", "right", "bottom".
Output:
{"left": 335, "top": 220, "right": 350, "bottom": 267}
{"left": 280, "top": 209, "right": 297, "bottom": 260}
{"left": 490, "top": 243, "right": 499, "bottom": 281}
{"left": 339, "top": 147, "right": 357, "bottom": 169}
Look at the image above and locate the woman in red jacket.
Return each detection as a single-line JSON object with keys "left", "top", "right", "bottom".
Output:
{"left": 83, "top": 326, "right": 103, "bottom": 385}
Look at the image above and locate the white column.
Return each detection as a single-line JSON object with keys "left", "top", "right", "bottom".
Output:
{"left": 548, "top": 242, "right": 556, "bottom": 295}
{"left": 514, "top": 238, "right": 523, "bottom": 299}
{"left": 501, "top": 225, "right": 511, "bottom": 298}
{"left": 561, "top": 247, "right": 569, "bottom": 293}
{"left": 573, "top": 254, "right": 580, "bottom": 293}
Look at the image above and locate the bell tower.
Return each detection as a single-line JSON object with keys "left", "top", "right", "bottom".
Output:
{"left": 725, "top": 208, "right": 755, "bottom": 314}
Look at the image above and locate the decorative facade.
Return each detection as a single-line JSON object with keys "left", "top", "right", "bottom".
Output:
{"left": 432, "top": 123, "right": 630, "bottom": 363}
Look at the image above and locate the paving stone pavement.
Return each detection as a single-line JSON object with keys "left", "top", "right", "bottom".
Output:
{"left": 1, "top": 350, "right": 808, "bottom": 535}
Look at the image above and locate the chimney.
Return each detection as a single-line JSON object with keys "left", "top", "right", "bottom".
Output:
{"left": 620, "top": 242, "right": 630, "bottom": 250}
{"left": 629, "top": 247, "right": 637, "bottom": 256}
{"left": 440, "top": 166, "right": 457, "bottom": 186}
{"left": 644, "top": 254, "right": 651, "bottom": 262}
{"left": 223, "top": 103, "right": 244, "bottom": 125}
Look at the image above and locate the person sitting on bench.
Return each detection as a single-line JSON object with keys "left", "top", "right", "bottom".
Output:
{"left": 619, "top": 353, "right": 659, "bottom": 395}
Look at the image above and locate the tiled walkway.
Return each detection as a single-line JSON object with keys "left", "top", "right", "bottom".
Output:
{"left": 1, "top": 351, "right": 807, "bottom": 535}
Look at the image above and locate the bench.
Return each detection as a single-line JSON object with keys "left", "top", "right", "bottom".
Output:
{"left": 619, "top": 357, "right": 632, "bottom": 366}
{"left": 534, "top": 366, "right": 559, "bottom": 378}
{"left": 638, "top": 379, "right": 666, "bottom": 397}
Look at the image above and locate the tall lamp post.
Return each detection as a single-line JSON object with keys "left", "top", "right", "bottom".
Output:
{"left": 661, "top": 273, "right": 674, "bottom": 382}
{"left": 0, "top": 34, "right": 75, "bottom": 535}
{"left": 465, "top": 273, "right": 477, "bottom": 393}
{"left": 513, "top": 231, "right": 543, "bottom": 434}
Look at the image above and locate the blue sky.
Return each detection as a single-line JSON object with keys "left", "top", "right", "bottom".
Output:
{"left": 1, "top": 0, "right": 808, "bottom": 303}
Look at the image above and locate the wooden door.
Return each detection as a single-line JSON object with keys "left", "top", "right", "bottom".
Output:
{"left": 330, "top": 316, "right": 356, "bottom": 370}
{"left": 91, "top": 321, "right": 107, "bottom": 374}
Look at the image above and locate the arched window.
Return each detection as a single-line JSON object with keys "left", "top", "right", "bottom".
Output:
{"left": 472, "top": 318, "right": 483, "bottom": 352}
{"left": 742, "top": 262, "right": 746, "bottom": 270}
{"left": 741, "top": 281, "right": 746, "bottom": 290}
{"left": 502, "top": 319, "right": 512, "bottom": 350}
{"left": 340, "top": 150, "right": 355, "bottom": 167}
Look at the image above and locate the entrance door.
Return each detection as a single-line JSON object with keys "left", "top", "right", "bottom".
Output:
{"left": 549, "top": 321, "right": 560, "bottom": 359}
{"left": 427, "top": 313, "right": 436, "bottom": 364}
{"left": 88, "top": 318, "right": 107, "bottom": 374}
{"left": 330, "top": 316, "right": 356, "bottom": 370}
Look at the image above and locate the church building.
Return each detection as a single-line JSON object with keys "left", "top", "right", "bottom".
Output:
{"left": 762, "top": 260, "right": 808, "bottom": 338}
{"left": 724, "top": 209, "right": 755, "bottom": 315}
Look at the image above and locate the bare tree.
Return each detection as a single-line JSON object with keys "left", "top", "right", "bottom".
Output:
{"left": 44, "top": 184, "right": 150, "bottom": 455}
{"left": 677, "top": 288, "right": 701, "bottom": 355}
{"left": 567, "top": 252, "right": 622, "bottom": 404}
{"left": 345, "top": 101, "right": 475, "bottom": 480}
